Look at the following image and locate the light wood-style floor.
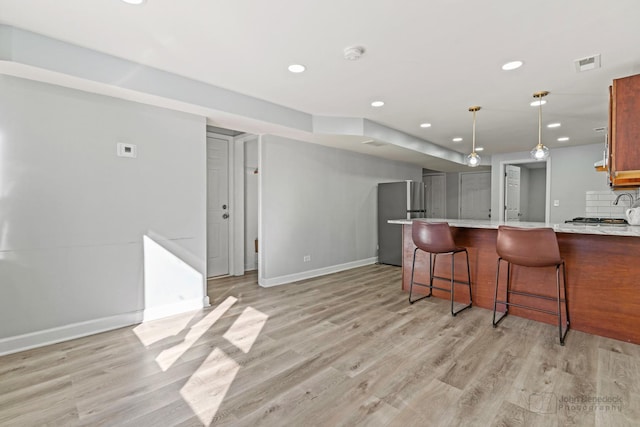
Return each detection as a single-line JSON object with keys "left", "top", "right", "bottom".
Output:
{"left": 1, "top": 264, "right": 639, "bottom": 426}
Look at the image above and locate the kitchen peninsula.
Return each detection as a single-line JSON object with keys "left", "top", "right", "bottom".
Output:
{"left": 389, "top": 218, "right": 640, "bottom": 344}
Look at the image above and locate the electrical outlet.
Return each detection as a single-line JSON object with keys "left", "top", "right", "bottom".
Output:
{"left": 303, "top": 255, "right": 311, "bottom": 262}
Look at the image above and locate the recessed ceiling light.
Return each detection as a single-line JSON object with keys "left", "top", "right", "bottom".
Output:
{"left": 475, "top": 147, "right": 484, "bottom": 152}
{"left": 502, "top": 60, "right": 523, "bottom": 71}
{"left": 547, "top": 122, "right": 561, "bottom": 128}
{"left": 420, "top": 123, "right": 432, "bottom": 128}
{"left": 344, "top": 46, "right": 366, "bottom": 61}
{"left": 121, "top": 0, "right": 145, "bottom": 4}
{"left": 452, "top": 137, "right": 463, "bottom": 142}
{"left": 287, "top": 64, "right": 306, "bottom": 73}
{"left": 371, "top": 101, "right": 385, "bottom": 107}
{"left": 557, "top": 137, "right": 570, "bottom": 142}
{"left": 530, "top": 100, "right": 547, "bottom": 107}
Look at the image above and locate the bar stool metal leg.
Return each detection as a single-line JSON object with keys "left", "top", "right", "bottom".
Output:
{"left": 563, "top": 262, "right": 570, "bottom": 327}
{"left": 450, "top": 252, "right": 455, "bottom": 315}
{"left": 429, "top": 253, "right": 436, "bottom": 297}
{"left": 465, "top": 250, "right": 473, "bottom": 306}
{"left": 557, "top": 262, "right": 570, "bottom": 345}
{"left": 409, "top": 247, "right": 429, "bottom": 304}
{"left": 492, "top": 258, "right": 510, "bottom": 327}
{"left": 450, "top": 250, "right": 472, "bottom": 316}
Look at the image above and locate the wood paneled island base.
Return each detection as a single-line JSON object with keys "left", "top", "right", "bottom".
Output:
{"left": 401, "top": 224, "right": 640, "bottom": 344}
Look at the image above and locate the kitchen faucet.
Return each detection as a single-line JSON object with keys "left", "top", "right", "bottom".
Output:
{"left": 613, "top": 192, "right": 635, "bottom": 206}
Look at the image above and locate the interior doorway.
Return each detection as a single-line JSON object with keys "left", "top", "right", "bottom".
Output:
{"left": 505, "top": 165, "right": 521, "bottom": 221}
{"left": 206, "top": 126, "right": 257, "bottom": 281}
{"left": 499, "top": 159, "right": 550, "bottom": 222}
{"left": 207, "top": 134, "right": 232, "bottom": 277}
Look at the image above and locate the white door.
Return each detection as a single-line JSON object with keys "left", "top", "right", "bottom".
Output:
{"left": 423, "top": 174, "right": 446, "bottom": 218}
{"left": 505, "top": 165, "right": 521, "bottom": 221}
{"left": 460, "top": 172, "right": 491, "bottom": 219}
{"left": 207, "top": 136, "right": 230, "bottom": 277}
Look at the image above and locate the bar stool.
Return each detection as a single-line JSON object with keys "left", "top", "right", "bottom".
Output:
{"left": 409, "top": 221, "right": 472, "bottom": 316}
{"left": 492, "top": 225, "right": 570, "bottom": 345}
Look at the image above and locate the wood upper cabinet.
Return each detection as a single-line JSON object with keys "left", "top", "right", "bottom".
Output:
{"left": 608, "top": 73, "right": 640, "bottom": 187}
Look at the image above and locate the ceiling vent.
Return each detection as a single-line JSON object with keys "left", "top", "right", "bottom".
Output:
{"left": 574, "top": 54, "right": 601, "bottom": 72}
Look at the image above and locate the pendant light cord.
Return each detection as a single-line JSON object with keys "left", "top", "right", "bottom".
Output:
{"left": 538, "top": 95, "right": 542, "bottom": 147}
{"left": 530, "top": 91, "right": 549, "bottom": 161}
{"left": 472, "top": 109, "right": 477, "bottom": 153}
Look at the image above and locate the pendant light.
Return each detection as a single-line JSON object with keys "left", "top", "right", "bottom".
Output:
{"left": 466, "top": 106, "right": 481, "bottom": 167}
{"left": 530, "top": 91, "right": 550, "bottom": 161}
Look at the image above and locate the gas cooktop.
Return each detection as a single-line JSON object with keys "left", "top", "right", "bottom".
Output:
{"left": 565, "top": 217, "right": 628, "bottom": 225}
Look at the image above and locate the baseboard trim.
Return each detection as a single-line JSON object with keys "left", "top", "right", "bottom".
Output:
{"left": 0, "top": 297, "right": 208, "bottom": 356}
{"left": 259, "top": 257, "right": 378, "bottom": 287}
{"left": 0, "top": 311, "right": 143, "bottom": 357}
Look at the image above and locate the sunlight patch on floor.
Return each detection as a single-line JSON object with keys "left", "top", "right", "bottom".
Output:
{"left": 133, "top": 311, "right": 198, "bottom": 347}
{"left": 180, "top": 305, "right": 269, "bottom": 423}
{"left": 155, "top": 295, "right": 238, "bottom": 371}
{"left": 180, "top": 348, "right": 240, "bottom": 425}
{"left": 222, "top": 306, "right": 269, "bottom": 353}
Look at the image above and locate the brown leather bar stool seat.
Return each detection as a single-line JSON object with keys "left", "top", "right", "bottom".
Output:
{"left": 409, "top": 221, "right": 472, "bottom": 316}
{"left": 493, "top": 225, "right": 570, "bottom": 345}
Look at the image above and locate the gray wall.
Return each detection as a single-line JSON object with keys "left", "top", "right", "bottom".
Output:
{"left": 0, "top": 75, "right": 206, "bottom": 352}
{"left": 491, "top": 143, "right": 608, "bottom": 223}
{"left": 260, "top": 135, "right": 421, "bottom": 285}
{"left": 244, "top": 138, "right": 259, "bottom": 271}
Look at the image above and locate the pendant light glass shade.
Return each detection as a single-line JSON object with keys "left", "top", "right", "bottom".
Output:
{"left": 530, "top": 143, "right": 550, "bottom": 160}
{"left": 530, "top": 91, "right": 550, "bottom": 161}
{"left": 466, "top": 106, "right": 481, "bottom": 167}
{"left": 466, "top": 152, "right": 481, "bottom": 167}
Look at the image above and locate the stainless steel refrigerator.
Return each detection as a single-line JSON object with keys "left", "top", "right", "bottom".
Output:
{"left": 377, "top": 180, "right": 426, "bottom": 266}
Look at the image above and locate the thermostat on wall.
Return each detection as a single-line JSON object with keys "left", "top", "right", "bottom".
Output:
{"left": 117, "top": 142, "right": 137, "bottom": 158}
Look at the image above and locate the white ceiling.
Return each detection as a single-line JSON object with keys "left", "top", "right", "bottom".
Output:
{"left": 2, "top": 0, "right": 640, "bottom": 171}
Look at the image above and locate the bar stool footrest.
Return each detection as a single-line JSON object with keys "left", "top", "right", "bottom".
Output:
{"left": 496, "top": 299, "right": 565, "bottom": 317}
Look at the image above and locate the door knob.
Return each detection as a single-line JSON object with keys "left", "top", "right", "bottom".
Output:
{"left": 222, "top": 213, "right": 229, "bottom": 219}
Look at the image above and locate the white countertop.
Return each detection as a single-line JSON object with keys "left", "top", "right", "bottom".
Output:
{"left": 388, "top": 218, "right": 640, "bottom": 237}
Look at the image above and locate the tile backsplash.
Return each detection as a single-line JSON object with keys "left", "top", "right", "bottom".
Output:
{"left": 585, "top": 189, "right": 639, "bottom": 218}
